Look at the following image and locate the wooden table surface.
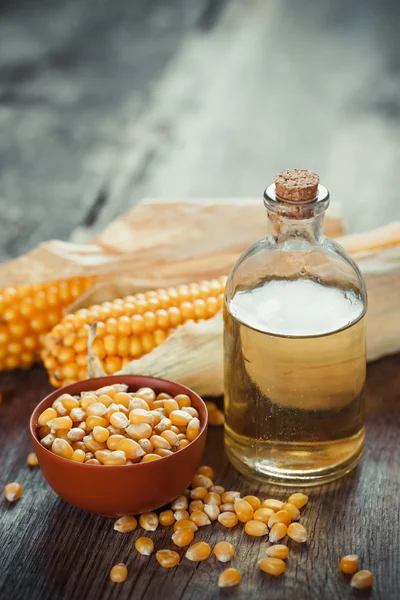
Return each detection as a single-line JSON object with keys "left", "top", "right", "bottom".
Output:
{"left": 1, "top": 0, "right": 400, "bottom": 598}
{"left": 1, "top": 356, "right": 400, "bottom": 600}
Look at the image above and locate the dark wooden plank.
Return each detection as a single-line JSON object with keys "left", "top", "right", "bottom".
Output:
{"left": 0, "top": 355, "right": 399, "bottom": 600}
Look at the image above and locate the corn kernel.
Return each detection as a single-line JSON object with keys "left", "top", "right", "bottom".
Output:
{"left": 218, "top": 568, "right": 241, "bottom": 588}
{"left": 114, "top": 515, "right": 137, "bottom": 533}
{"left": 135, "top": 537, "right": 154, "bottom": 556}
{"left": 204, "top": 492, "right": 221, "bottom": 506}
{"left": 56, "top": 428, "right": 71, "bottom": 442}
{"left": 210, "top": 484, "right": 225, "bottom": 495}
{"left": 71, "top": 449, "right": 86, "bottom": 462}
{"left": 116, "top": 438, "right": 145, "bottom": 460}
{"left": 218, "top": 512, "right": 239, "bottom": 528}
{"left": 156, "top": 549, "right": 180, "bottom": 568}
{"left": 234, "top": 499, "right": 254, "bottom": 523}
{"left": 150, "top": 435, "right": 170, "bottom": 450}
{"left": 86, "top": 402, "right": 107, "bottom": 418}
{"left": 268, "top": 510, "right": 292, "bottom": 528}
{"left": 92, "top": 426, "right": 110, "bottom": 443}
{"left": 38, "top": 425, "right": 50, "bottom": 438}
{"left": 253, "top": 508, "right": 274, "bottom": 524}
{"left": 70, "top": 407, "right": 86, "bottom": 422}
{"left": 171, "top": 495, "right": 189, "bottom": 511}
{"left": 113, "top": 392, "right": 131, "bottom": 408}
{"left": 192, "top": 474, "right": 214, "bottom": 489}
{"left": 221, "top": 491, "right": 240, "bottom": 504}
{"left": 169, "top": 410, "right": 192, "bottom": 427}
{"left": 190, "top": 486, "right": 208, "bottom": 500}
{"left": 109, "top": 563, "right": 128, "bottom": 583}
{"left": 38, "top": 407, "right": 57, "bottom": 426}
{"left": 220, "top": 503, "right": 234, "bottom": 512}
{"left": 110, "top": 411, "right": 129, "bottom": 429}
{"left": 351, "top": 570, "right": 374, "bottom": 589}
{"left": 190, "top": 511, "right": 211, "bottom": 527}
{"left": 159, "top": 509, "right": 175, "bottom": 526}
{"left": 172, "top": 528, "right": 194, "bottom": 547}
{"left": 186, "top": 418, "right": 200, "bottom": 441}
{"left": 138, "top": 438, "right": 153, "bottom": 454}
{"left": 52, "top": 399, "right": 68, "bottom": 416}
{"left": 4, "top": 482, "right": 22, "bottom": 502}
{"left": 101, "top": 449, "right": 125, "bottom": 465}
{"left": 141, "top": 453, "right": 161, "bottom": 463}
{"left": 164, "top": 399, "right": 179, "bottom": 414}
{"left": 173, "top": 519, "right": 198, "bottom": 532}
{"left": 48, "top": 416, "right": 73, "bottom": 430}
{"left": 269, "top": 523, "right": 288, "bottom": 543}
{"left": 244, "top": 520, "right": 268, "bottom": 537}
{"left": 129, "top": 408, "right": 153, "bottom": 425}
{"left": 97, "top": 394, "right": 113, "bottom": 407}
{"left": 129, "top": 397, "right": 151, "bottom": 411}
{"left": 126, "top": 423, "right": 153, "bottom": 440}
{"left": 203, "top": 504, "right": 220, "bottom": 521}
{"left": 81, "top": 395, "right": 97, "bottom": 410}
{"left": 287, "top": 492, "right": 308, "bottom": 509}
{"left": 139, "top": 512, "right": 159, "bottom": 531}
{"left": 94, "top": 450, "right": 112, "bottom": 463}
{"left": 160, "top": 430, "right": 179, "bottom": 447}
{"left": 262, "top": 499, "right": 284, "bottom": 512}
{"left": 287, "top": 522, "right": 307, "bottom": 543}
{"left": 86, "top": 416, "right": 109, "bottom": 430}
{"left": 208, "top": 409, "right": 224, "bottom": 426}
{"left": 175, "top": 394, "right": 191, "bottom": 408}
{"left": 340, "top": 554, "right": 359, "bottom": 574}
{"left": 189, "top": 500, "right": 204, "bottom": 513}
{"left": 282, "top": 502, "right": 300, "bottom": 521}
{"left": 51, "top": 438, "right": 74, "bottom": 459}
{"left": 266, "top": 544, "right": 289, "bottom": 559}
{"left": 214, "top": 541, "right": 234, "bottom": 562}
{"left": 259, "top": 557, "right": 286, "bottom": 576}
{"left": 171, "top": 507, "right": 189, "bottom": 521}
{"left": 185, "top": 541, "right": 211, "bottom": 562}
{"left": 182, "top": 406, "right": 199, "bottom": 418}
{"left": 27, "top": 452, "right": 39, "bottom": 467}
{"left": 40, "top": 433, "right": 55, "bottom": 448}
{"left": 83, "top": 435, "right": 107, "bottom": 452}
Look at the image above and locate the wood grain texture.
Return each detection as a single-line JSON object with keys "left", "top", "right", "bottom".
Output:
{"left": 0, "top": 355, "right": 399, "bottom": 600}
{"left": 1, "top": 0, "right": 400, "bottom": 262}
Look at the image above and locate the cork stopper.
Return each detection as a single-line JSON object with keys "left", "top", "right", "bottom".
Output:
{"left": 274, "top": 169, "right": 319, "bottom": 202}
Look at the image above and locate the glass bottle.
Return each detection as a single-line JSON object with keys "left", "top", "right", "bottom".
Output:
{"left": 223, "top": 170, "right": 367, "bottom": 486}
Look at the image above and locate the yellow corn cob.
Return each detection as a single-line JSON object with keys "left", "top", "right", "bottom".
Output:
{"left": 42, "top": 276, "right": 227, "bottom": 387}
{"left": 0, "top": 277, "right": 94, "bottom": 371}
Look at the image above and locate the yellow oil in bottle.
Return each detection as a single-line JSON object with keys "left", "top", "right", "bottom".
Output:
{"left": 224, "top": 278, "right": 366, "bottom": 486}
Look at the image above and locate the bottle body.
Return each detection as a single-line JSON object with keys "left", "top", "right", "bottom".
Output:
{"left": 223, "top": 179, "right": 367, "bottom": 486}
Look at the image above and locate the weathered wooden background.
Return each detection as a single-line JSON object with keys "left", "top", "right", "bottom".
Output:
{"left": 1, "top": 1, "right": 400, "bottom": 599}
{"left": 1, "top": 0, "right": 400, "bottom": 265}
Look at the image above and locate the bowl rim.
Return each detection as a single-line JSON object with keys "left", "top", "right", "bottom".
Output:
{"left": 30, "top": 374, "right": 208, "bottom": 472}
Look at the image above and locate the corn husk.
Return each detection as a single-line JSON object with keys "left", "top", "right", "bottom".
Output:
{"left": 78, "top": 203, "right": 400, "bottom": 396}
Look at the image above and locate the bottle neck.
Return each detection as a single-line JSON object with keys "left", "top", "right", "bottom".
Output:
{"left": 267, "top": 211, "right": 325, "bottom": 245}
{"left": 264, "top": 183, "right": 330, "bottom": 246}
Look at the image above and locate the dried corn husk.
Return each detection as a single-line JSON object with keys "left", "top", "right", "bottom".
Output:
{"left": 85, "top": 220, "right": 400, "bottom": 397}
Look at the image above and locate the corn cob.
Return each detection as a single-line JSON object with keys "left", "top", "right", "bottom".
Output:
{"left": 42, "top": 276, "right": 227, "bottom": 387}
{"left": 0, "top": 277, "right": 94, "bottom": 371}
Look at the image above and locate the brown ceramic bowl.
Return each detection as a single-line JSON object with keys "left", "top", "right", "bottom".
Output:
{"left": 30, "top": 375, "right": 207, "bottom": 517}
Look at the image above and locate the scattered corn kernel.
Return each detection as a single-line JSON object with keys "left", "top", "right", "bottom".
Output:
{"left": 185, "top": 541, "right": 211, "bottom": 562}
{"left": 287, "top": 492, "right": 308, "bottom": 509}
{"left": 204, "top": 492, "right": 221, "bottom": 506}
{"left": 351, "top": 570, "right": 374, "bottom": 589}
{"left": 189, "top": 500, "right": 204, "bottom": 513}
{"left": 340, "top": 554, "right": 359, "bottom": 574}
{"left": 218, "top": 511, "right": 239, "bottom": 528}
{"left": 197, "top": 465, "right": 215, "bottom": 479}
{"left": 109, "top": 563, "right": 128, "bottom": 583}
{"left": 242, "top": 495, "right": 261, "bottom": 511}
{"left": 234, "top": 499, "right": 254, "bottom": 523}
{"left": 244, "top": 520, "right": 268, "bottom": 537}
{"left": 208, "top": 409, "right": 224, "bottom": 426}
{"left": 253, "top": 508, "right": 274, "bottom": 524}
{"left": 139, "top": 512, "right": 159, "bottom": 531}
{"left": 262, "top": 499, "right": 284, "bottom": 512}
{"left": 173, "top": 519, "right": 198, "bottom": 533}
{"left": 114, "top": 516, "right": 138, "bottom": 533}
{"left": 204, "top": 504, "right": 220, "bottom": 521}
{"left": 135, "top": 537, "right": 154, "bottom": 556}
{"left": 159, "top": 509, "right": 175, "bottom": 526}
{"left": 268, "top": 510, "right": 292, "bottom": 528}
{"left": 282, "top": 502, "right": 300, "bottom": 521}
{"left": 220, "top": 503, "right": 234, "bottom": 512}
{"left": 210, "top": 485, "right": 225, "bottom": 495}
{"left": 192, "top": 474, "right": 213, "bottom": 489}
{"left": 190, "top": 511, "right": 211, "bottom": 527}
{"left": 287, "top": 522, "right": 307, "bottom": 543}
{"left": 213, "top": 541, "right": 235, "bottom": 562}
{"left": 27, "top": 453, "right": 39, "bottom": 467}
{"left": 266, "top": 545, "right": 289, "bottom": 559}
{"left": 218, "top": 568, "right": 241, "bottom": 588}
{"left": 172, "top": 528, "right": 195, "bottom": 547}
{"left": 156, "top": 549, "right": 180, "bottom": 568}
{"left": 190, "top": 486, "right": 208, "bottom": 500}
{"left": 174, "top": 509, "right": 190, "bottom": 521}
{"left": 4, "top": 482, "right": 22, "bottom": 502}
{"left": 259, "top": 557, "right": 286, "bottom": 576}
{"left": 269, "top": 523, "right": 288, "bottom": 543}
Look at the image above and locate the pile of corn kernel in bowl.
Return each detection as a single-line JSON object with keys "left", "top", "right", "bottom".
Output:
{"left": 36, "top": 384, "right": 205, "bottom": 464}
{"left": 4, "top": 386, "right": 373, "bottom": 591}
